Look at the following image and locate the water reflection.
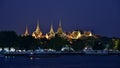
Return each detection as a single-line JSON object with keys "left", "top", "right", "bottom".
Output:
{"left": 30, "top": 57, "right": 33, "bottom": 60}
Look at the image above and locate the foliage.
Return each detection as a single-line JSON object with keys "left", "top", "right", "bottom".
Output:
{"left": 0, "top": 31, "right": 18, "bottom": 48}
{"left": 46, "top": 34, "right": 67, "bottom": 50}
{"left": 0, "top": 31, "right": 120, "bottom": 51}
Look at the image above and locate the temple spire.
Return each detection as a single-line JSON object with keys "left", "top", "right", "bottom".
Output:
{"left": 49, "top": 24, "right": 54, "bottom": 34}
{"left": 23, "top": 25, "right": 29, "bottom": 36}
{"left": 35, "top": 19, "right": 40, "bottom": 33}
{"left": 59, "top": 20, "right": 61, "bottom": 27}
{"left": 46, "top": 24, "right": 55, "bottom": 39}
{"left": 32, "top": 19, "right": 43, "bottom": 39}
{"left": 57, "top": 19, "right": 63, "bottom": 34}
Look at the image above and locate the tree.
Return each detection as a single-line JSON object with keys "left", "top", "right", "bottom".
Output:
{"left": 0, "top": 31, "right": 18, "bottom": 48}
{"left": 113, "top": 39, "right": 119, "bottom": 50}
{"left": 118, "top": 39, "right": 120, "bottom": 50}
{"left": 71, "top": 39, "right": 85, "bottom": 51}
{"left": 46, "top": 34, "right": 67, "bottom": 50}
{"left": 18, "top": 36, "right": 36, "bottom": 50}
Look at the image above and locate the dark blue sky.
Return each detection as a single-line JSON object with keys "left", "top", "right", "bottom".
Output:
{"left": 0, "top": 0, "right": 120, "bottom": 37}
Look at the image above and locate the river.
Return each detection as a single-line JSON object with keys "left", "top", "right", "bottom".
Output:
{"left": 0, "top": 55, "right": 120, "bottom": 68}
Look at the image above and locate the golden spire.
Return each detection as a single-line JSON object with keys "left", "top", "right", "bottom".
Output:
{"left": 46, "top": 24, "right": 55, "bottom": 39}
{"left": 32, "top": 19, "right": 42, "bottom": 39}
{"left": 24, "top": 25, "right": 29, "bottom": 36}
{"left": 57, "top": 19, "right": 63, "bottom": 34}
{"left": 35, "top": 19, "right": 40, "bottom": 33}
{"left": 49, "top": 24, "right": 54, "bottom": 34}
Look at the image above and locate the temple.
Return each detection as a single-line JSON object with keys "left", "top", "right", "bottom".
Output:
{"left": 57, "top": 20, "right": 63, "bottom": 34}
{"left": 46, "top": 24, "right": 55, "bottom": 39}
{"left": 22, "top": 19, "right": 93, "bottom": 39}
{"left": 22, "top": 25, "right": 29, "bottom": 36}
{"left": 32, "top": 19, "right": 43, "bottom": 39}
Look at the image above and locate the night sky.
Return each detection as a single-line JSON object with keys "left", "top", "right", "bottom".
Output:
{"left": 0, "top": 0, "right": 120, "bottom": 37}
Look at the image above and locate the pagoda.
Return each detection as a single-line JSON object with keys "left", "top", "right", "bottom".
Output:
{"left": 32, "top": 19, "right": 43, "bottom": 39}
{"left": 22, "top": 25, "right": 29, "bottom": 36}
{"left": 46, "top": 24, "right": 55, "bottom": 39}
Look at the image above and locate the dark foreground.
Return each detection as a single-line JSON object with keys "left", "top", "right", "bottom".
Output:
{"left": 0, "top": 55, "right": 120, "bottom": 68}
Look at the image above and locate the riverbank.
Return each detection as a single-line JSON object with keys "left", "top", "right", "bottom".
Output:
{"left": 0, "top": 51, "right": 119, "bottom": 58}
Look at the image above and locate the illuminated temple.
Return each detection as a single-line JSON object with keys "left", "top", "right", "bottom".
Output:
{"left": 22, "top": 19, "right": 93, "bottom": 39}
{"left": 32, "top": 20, "right": 43, "bottom": 39}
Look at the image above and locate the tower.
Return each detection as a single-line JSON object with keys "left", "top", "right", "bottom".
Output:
{"left": 32, "top": 19, "right": 42, "bottom": 38}
{"left": 46, "top": 24, "right": 55, "bottom": 39}
{"left": 49, "top": 25, "right": 54, "bottom": 34}
{"left": 22, "top": 25, "right": 29, "bottom": 36}
{"left": 35, "top": 20, "right": 41, "bottom": 33}
{"left": 57, "top": 20, "right": 63, "bottom": 34}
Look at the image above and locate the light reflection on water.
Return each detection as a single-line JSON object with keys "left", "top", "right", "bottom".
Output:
{"left": 0, "top": 55, "right": 120, "bottom": 68}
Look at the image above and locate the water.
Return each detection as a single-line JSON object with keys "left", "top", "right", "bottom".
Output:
{"left": 0, "top": 55, "right": 120, "bottom": 68}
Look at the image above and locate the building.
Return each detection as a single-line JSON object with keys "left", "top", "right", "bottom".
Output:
{"left": 22, "top": 25, "right": 29, "bottom": 36}
{"left": 57, "top": 20, "right": 63, "bottom": 34}
{"left": 67, "top": 30, "right": 93, "bottom": 39}
{"left": 84, "top": 31, "right": 92, "bottom": 36}
{"left": 22, "top": 19, "right": 93, "bottom": 39}
{"left": 46, "top": 25, "right": 55, "bottom": 39}
{"left": 56, "top": 20, "right": 67, "bottom": 38}
{"left": 32, "top": 20, "right": 43, "bottom": 39}
{"left": 67, "top": 30, "right": 82, "bottom": 39}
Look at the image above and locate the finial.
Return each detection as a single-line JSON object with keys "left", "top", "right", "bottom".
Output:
{"left": 59, "top": 19, "right": 61, "bottom": 26}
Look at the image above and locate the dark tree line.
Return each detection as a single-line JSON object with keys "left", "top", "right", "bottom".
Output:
{"left": 0, "top": 31, "right": 18, "bottom": 48}
{"left": 45, "top": 34, "right": 67, "bottom": 50}
{"left": 0, "top": 31, "right": 120, "bottom": 51}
